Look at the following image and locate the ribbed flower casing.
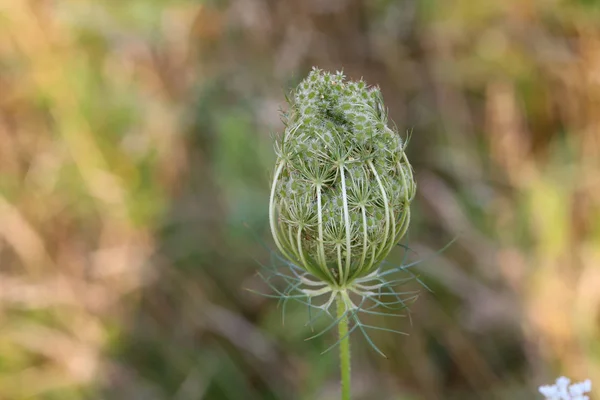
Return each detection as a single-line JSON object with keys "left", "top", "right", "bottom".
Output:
{"left": 269, "top": 68, "right": 416, "bottom": 287}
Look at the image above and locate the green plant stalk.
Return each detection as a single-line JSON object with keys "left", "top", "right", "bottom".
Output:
{"left": 337, "top": 294, "right": 351, "bottom": 400}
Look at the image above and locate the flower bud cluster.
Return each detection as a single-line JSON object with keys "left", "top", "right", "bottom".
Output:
{"left": 269, "top": 68, "right": 415, "bottom": 287}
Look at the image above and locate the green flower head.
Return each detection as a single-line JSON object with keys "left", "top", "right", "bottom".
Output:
{"left": 269, "top": 68, "right": 416, "bottom": 289}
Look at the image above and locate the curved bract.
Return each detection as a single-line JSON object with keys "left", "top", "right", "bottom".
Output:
{"left": 270, "top": 68, "right": 415, "bottom": 288}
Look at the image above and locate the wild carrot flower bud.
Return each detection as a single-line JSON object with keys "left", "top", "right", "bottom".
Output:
{"left": 269, "top": 68, "right": 416, "bottom": 289}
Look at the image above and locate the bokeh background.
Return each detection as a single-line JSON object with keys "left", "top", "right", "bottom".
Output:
{"left": 1, "top": 1, "right": 600, "bottom": 399}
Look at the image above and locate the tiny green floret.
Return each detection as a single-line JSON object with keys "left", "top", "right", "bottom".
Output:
{"left": 269, "top": 68, "right": 416, "bottom": 291}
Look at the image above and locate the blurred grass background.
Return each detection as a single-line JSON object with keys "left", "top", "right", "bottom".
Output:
{"left": 0, "top": 0, "right": 599, "bottom": 399}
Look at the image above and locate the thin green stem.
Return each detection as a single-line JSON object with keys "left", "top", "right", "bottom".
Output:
{"left": 337, "top": 294, "right": 351, "bottom": 400}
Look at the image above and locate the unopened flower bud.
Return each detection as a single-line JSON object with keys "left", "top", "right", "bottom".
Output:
{"left": 269, "top": 68, "right": 416, "bottom": 287}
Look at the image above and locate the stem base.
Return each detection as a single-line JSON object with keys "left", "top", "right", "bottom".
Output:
{"left": 337, "top": 295, "right": 351, "bottom": 400}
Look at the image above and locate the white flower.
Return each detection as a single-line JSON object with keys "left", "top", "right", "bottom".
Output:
{"left": 539, "top": 376, "right": 592, "bottom": 400}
